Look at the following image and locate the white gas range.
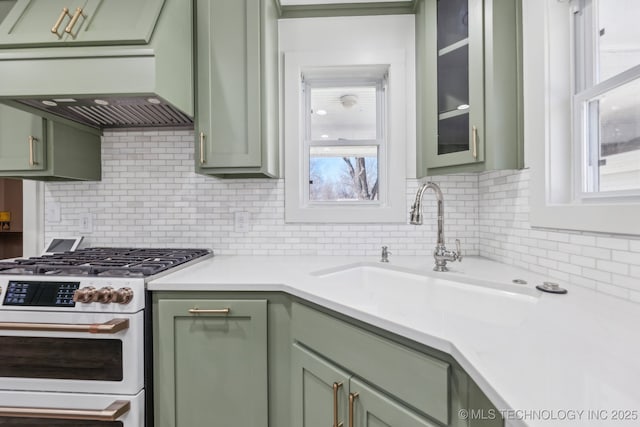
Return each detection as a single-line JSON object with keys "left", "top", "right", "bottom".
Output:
{"left": 0, "top": 248, "right": 212, "bottom": 427}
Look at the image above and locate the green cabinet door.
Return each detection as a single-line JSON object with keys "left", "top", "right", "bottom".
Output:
{"left": 155, "top": 298, "right": 268, "bottom": 427}
{"left": 416, "top": 0, "right": 522, "bottom": 176}
{"left": 0, "top": 104, "right": 45, "bottom": 171}
{"left": 349, "top": 377, "right": 438, "bottom": 427}
{"left": 0, "top": 0, "right": 165, "bottom": 47}
{"left": 0, "top": 103, "right": 101, "bottom": 180}
{"left": 292, "top": 343, "right": 352, "bottom": 427}
{"left": 195, "top": 0, "right": 279, "bottom": 177}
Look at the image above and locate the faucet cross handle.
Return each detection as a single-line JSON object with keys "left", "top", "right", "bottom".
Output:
{"left": 380, "top": 246, "right": 391, "bottom": 263}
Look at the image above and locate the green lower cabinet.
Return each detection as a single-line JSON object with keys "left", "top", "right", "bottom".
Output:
{"left": 292, "top": 342, "right": 351, "bottom": 426}
{"left": 0, "top": 103, "right": 101, "bottom": 180}
{"left": 293, "top": 342, "right": 437, "bottom": 427}
{"left": 350, "top": 377, "right": 437, "bottom": 427}
{"left": 154, "top": 298, "right": 268, "bottom": 427}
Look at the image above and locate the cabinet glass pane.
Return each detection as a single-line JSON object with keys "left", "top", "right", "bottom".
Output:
{"left": 437, "top": 0, "right": 469, "bottom": 49}
{"left": 438, "top": 113, "right": 469, "bottom": 155}
{"left": 437, "top": 45, "right": 469, "bottom": 114}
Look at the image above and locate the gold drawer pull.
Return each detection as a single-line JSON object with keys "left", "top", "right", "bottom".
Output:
{"left": 28, "top": 136, "right": 38, "bottom": 167}
{"left": 65, "top": 7, "right": 84, "bottom": 34}
{"left": 188, "top": 307, "right": 231, "bottom": 315}
{"left": 472, "top": 125, "right": 478, "bottom": 160}
{"left": 0, "top": 318, "right": 129, "bottom": 334}
{"left": 199, "top": 132, "right": 206, "bottom": 164}
{"left": 333, "top": 382, "right": 343, "bottom": 427}
{"left": 348, "top": 392, "right": 359, "bottom": 427}
{"left": 0, "top": 400, "right": 130, "bottom": 421}
{"left": 51, "top": 7, "right": 70, "bottom": 36}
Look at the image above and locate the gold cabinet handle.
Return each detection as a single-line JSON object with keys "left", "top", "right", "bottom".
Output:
{"left": 188, "top": 307, "right": 231, "bottom": 315}
{"left": 65, "top": 7, "right": 84, "bottom": 34}
{"left": 0, "top": 400, "right": 130, "bottom": 421}
{"left": 51, "top": 7, "right": 70, "bottom": 36}
{"left": 199, "top": 131, "right": 206, "bottom": 164}
{"left": 348, "top": 392, "right": 359, "bottom": 427}
{"left": 28, "top": 136, "right": 38, "bottom": 167}
{"left": 0, "top": 319, "right": 129, "bottom": 334}
{"left": 333, "top": 382, "right": 343, "bottom": 427}
{"left": 472, "top": 125, "right": 478, "bottom": 160}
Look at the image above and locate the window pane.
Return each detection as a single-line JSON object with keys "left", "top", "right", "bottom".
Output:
{"left": 589, "top": 77, "right": 640, "bottom": 192}
{"left": 309, "top": 146, "right": 379, "bottom": 201}
{"left": 310, "top": 86, "right": 377, "bottom": 141}
{"left": 598, "top": 1, "right": 640, "bottom": 82}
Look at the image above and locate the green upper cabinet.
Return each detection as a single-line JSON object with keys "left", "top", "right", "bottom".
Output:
{"left": 0, "top": 0, "right": 165, "bottom": 47}
{"left": 0, "top": 103, "right": 45, "bottom": 171}
{"left": 154, "top": 298, "right": 269, "bottom": 427}
{"left": 416, "top": 0, "right": 523, "bottom": 176}
{"left": 195, "top": 0, "right": 279, "bottom": 178}
{"left": 0, "top": 103, "right": 101, "bottom": 180}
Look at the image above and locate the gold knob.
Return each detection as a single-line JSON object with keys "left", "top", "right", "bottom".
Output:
{"left": 73, "top": 286, "right": 96, "bottom": 303}
{"left": 96, "top": 287, "right": 115, "bottom": 304}
{"left": 113, "top": 288, "right": 134, "bottom": 305}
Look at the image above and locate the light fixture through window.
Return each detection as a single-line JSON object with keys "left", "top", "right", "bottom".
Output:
{"left": 340, "top": 94, "right": 358, "bottom": 108}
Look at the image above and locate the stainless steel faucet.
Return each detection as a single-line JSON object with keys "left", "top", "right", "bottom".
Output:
{"left": 409, "top": 182, "right": 462, "bottom": 272}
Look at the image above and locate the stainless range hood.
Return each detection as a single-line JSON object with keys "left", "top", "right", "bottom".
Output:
{"left": 0, "top": 0, "right": 193, "bottom": 129}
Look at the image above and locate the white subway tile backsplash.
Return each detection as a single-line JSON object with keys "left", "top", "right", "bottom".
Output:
{"left": 42, "top": 131, "right": 640, "bottom": 302}
{"left": 479, "top": 169, "right": 640, "bottom": 301}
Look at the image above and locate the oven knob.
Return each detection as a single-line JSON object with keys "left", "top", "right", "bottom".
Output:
{"left": 113, "top": 287, "right": 134, "bottom": 305}
{"left": 96, "top": 287, "right": 115, "bottom": 304}
{"left": 73, "top": 286, "right": 97, "bottom": 303}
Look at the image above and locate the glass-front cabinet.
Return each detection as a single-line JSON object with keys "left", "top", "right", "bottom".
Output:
{"left": 435, "top": 0, "right": 483, "bottom": 165}
{"left": 416, "top": 0, "right": 523, "bottom": 176}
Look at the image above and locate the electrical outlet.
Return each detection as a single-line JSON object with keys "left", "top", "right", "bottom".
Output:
{"left": 45, "top": 203, "right": 61, "bottom": 223}
{"left": 79, "top": 213, "right": 93, "bottom": 233}
{"left": 234, "top": 211, "right": 250, "bottom": 233}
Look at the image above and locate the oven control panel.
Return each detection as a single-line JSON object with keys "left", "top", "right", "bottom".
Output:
{"left": 3, "top": 281, "right": 80, "bottom": 307}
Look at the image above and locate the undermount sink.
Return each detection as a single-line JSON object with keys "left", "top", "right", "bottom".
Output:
{"left": 310, "top": 263, "right": 539, "bottom": 325}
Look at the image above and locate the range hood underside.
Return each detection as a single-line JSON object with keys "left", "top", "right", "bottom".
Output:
{"left": 17, "top": 96, "right": 193, "bottom": 129}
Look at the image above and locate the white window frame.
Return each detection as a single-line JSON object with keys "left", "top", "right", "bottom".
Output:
{"left": 283, "top": 50, "right": 408, "bottom": 223}
{"left": 526, "top": 0, "right": 640, "bottom": 236}
{"left": 572, "top": 0, "right": 640, "bottom": 202}
{"left": 302, "top": 74, "right": 387, "bottom": 206}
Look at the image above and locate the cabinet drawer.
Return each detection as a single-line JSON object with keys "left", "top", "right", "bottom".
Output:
{"left": 0, "top": 0, "right": 165, "bottom": 47}
{"left": 292, "top": 302, "right": 450, "bottom": 425}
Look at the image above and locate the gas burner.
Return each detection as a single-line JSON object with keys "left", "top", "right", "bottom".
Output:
{"left": 0, "top": 248, "right": 212, "bottom": 278}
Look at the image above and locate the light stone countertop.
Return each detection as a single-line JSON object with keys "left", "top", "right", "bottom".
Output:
{"left": 149, "top": 255, "right": 640, "bottom": 427}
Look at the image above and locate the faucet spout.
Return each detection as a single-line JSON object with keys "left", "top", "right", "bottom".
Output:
{"left": 409, "top": 182, "right": 462, "bottom": 272}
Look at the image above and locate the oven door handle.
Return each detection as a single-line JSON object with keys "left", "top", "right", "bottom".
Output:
{"left": 0, "top": 318, "right": 129, "bottom": 334}
{"left": 0, "top": 400, "right": 130, "bottom": 421}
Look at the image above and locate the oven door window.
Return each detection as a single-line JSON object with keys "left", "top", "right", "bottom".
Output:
{"left": 0, "top": 337, "right": 123, "bottom": 381}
